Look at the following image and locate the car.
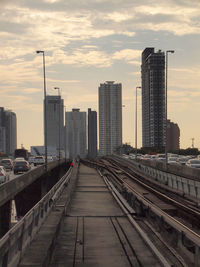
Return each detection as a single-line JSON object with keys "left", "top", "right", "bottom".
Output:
{"left": 0, "top": 166, "right": 9, "bottom": 183}
{"left": 155, "top": 154, "right": 166, "bottom": 162}
{"left": 47, "top": 156, "right": 53, "bottom": 162}
{"left": 14, "top": 157, "right": 25, "bottom": 161}
{"left": 28, "top": 156, "right": 35, "bottom": 165}
{"left": 150, "top": 155, "right": 157, "bottom": 160}
{"left": 34, "top": 156, "right": 45, "bottom": 166}
{"left": 13, "top": 160, "right": 31, "bottom": 174}
{"left": 176, "top": 157, "right": 188, "bottom": 166}
{"left": 168, "top": 157, "right": 178, "bottom": 165}
{"left": 186, "top": 159, "right": 200, "bottom": 168}
{"left": 1, "top": 158, "right": 13, "bottom": 171}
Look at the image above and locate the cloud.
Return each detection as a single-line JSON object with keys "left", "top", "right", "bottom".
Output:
{"left": 112, "top": 49, "right": 141, "bottom": 63}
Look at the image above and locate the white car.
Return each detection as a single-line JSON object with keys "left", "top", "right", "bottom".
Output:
{"left": 186, "top": 159, "right": 200, "bottom": 168}
{"left": 0, "top": 166, "right": 9, "bottom": 184}
{"left": 156, "top": 154, "right": 166, "bottom": 162}
{"left": 47, "top": 156, "right": 53, "bottom": 162}
{"left": 14, "top": 157, "right": 25, "bottom": 161}
{"left": 168, "top": 157, "right": 178, "bottom": 165}
{"left": 34, "top": 156, "right": 45, "bottom": 166}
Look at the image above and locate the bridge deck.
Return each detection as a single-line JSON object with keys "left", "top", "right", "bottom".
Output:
{"left": 19, "top": 164, "right": 162, "bottom": 267}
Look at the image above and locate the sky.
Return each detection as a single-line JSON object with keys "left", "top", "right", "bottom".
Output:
{"left": 0, "top": 0, "right": 200, "bottom": 151}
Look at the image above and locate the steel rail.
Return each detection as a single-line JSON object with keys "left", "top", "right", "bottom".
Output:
{"left": 102, "top": 173, "right": 172, "bottom": 267}
{"left": 82, "top": 159, "right": 200, "bottom": 246}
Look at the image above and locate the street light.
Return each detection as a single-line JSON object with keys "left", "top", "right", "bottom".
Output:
{"left": 135, "top": 86, "right": 141, "bottom": 159}
{"left": 54, "top": 87, "right": 61, "bottom": 161}
{"left": 64, "top": 105, "right": 67, "bottom": 161}
{"left": 165, "top": 50, "right": 175, "bottom": 168}
{"left": 36, "top": 50, "right": 47, "bottom": 171}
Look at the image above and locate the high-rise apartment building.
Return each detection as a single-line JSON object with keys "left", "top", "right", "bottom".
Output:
{"left": 99, "top": 81, "right": 122, "bottom": 156}
{"left": 88, "top": 108, "right": 97, "bottom": 158}
{"left": 167, "top": 120, "right": 180, "bottom": 151}
{"left": 0, "top": 107, "right": 17, "bottom": 155}
{"left": 141, "top": 48, "right": 165, "bottom": 149}
{"left": 45, "top": 95, "right": 64, "bottom": 155}
{"left": 65, "top": 109, "right": 86, "bottom": 159}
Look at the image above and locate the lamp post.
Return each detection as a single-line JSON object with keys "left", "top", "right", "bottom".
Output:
{"left": 165, "top": 50, "right": 174, "bottom": 168}
{"left": 64, "top": 105, "right": 66, "bottom": 161}
{"left": 135, "top": 86, "right": 141, "bottom": 159}
{"left": 54, "top": 87, "right": 61, "bottom": 161}
{"left": 36, "top": 50, "right": 47, "bottom": 171}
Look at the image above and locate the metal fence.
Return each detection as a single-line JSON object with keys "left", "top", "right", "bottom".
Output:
{"left": 0, "top": 167, "right": 72, "bottom": 267}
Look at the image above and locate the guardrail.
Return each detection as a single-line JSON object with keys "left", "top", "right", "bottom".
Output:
{"left": 114, "top": 155, "right": 200, "bottom": 200}
{"left": 0, "top": 166, "right": 73, "bottom": 267}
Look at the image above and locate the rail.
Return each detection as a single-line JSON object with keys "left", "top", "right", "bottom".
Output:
{"left": 112, "top": 155, "right": 200, "bottom": 200}
{"left": 0, "top": 166, "right": 73, "bottom": 267}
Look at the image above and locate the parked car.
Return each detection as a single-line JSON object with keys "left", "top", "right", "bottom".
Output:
{"left": 1, "top": 158, "right": 13, "bottom": 171}
{"left": 34, "top": 156, "right": 45, "bottom": 166}
{"left": 0, "top": 166, "right": 9, "bottom": 183}
{"left": 13, "top": 160, "right": 31, "bottom": 174}
{"left": 186, "top": 159, "right": 200, "bottom": 168}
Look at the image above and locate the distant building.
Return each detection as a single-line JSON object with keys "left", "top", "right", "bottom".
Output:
{"left": 30, "top": 145, "right": 57, "bottom": 157}
{"left": 0, "top": 107, "right": 17, "bottom": 155}
{"left": 167, "top": 120, "right": 180, "bottom": 151}
{"left": 88, "top": 108, "right": 97, "bottom": 158}
{"left": 141, "top": 48, "right": 165, "bottom": 150}
{"left": 45, "top": 95, "right": 64, "bottom": 156}
{"left": 65, "top": 109, "right": 86, "bottom": 159}
{"left": 98, "top": 81, "right": 122, "bottom": 156}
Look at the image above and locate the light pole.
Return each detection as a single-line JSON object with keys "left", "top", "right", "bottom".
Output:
{"left": 36, "top": 50, "right": 47, "bottom": 171}
{"left": 165, "top": 50, "right": 174, "bottom": 168}
{"left": 135, "top": 86, "right": 141, "bottom": 159}
{"left": 54, "top": 87, "right": 61, "bottom": 161}
{"left": 64, "top": 105, "right": 67, "bottom": 161}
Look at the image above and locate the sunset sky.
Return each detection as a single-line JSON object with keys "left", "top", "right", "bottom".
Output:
{"left": 0, "top": 0, "right": 200, "bottom": 151}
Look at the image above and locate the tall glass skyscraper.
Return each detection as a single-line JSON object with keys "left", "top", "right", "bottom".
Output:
{"left": 88, "top": 108, "right": 97, "bottom": 159}
{"left": 98, "top": 81, "right": 122, "bottom": 156}
{"left": 141, "top": 48, "right": 165, "bottom": 149}
{"left": 65, "top": 109, "right": 86, "bottom": 159}
{"left": 0, "top": 107, "right": 17, "bottom": 155}
{"left": 45, "top": 95, "right": 64, "bottom": 154}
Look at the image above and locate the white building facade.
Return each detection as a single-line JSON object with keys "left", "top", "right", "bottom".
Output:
{"left": 65, "top": 109, "right": 86, "bottom": 159}
{"left": 99, "top": 81, "right": 122, "bottom": 156}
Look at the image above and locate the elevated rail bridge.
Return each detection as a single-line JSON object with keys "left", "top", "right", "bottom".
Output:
{"left": 0, "top": 156, "right": 200, "bottom": 266}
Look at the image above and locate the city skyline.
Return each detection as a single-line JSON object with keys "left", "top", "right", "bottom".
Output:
{"left": 0, "top": 1, "right": 200, "bottom": 150}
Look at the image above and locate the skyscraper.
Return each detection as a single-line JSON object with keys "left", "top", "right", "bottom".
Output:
{"left": 88, "top": 108, "right": 97, "bottom": 158}
{"left": 141, "top": 48, "right": 165, "bottom": 149}
{"left": 0, "top": 107, "right": 17, "bottom": 155}
{"left": 99, "top": 81, "right": 122, "bottom": 156}
{"left": 167, "top": 120, "right": 180, "bottom": 151}
{"left": 65, "top": 109, "right": 86, "bottom": 159}
{"left": 46, "top": 95, "right": 64, "bottom": 155}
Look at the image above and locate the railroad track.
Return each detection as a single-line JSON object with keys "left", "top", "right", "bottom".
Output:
{"left": 81, "top": 158, "right": 200, "bottom": 266}
{"left": 99, "top": 157, "right": 200, "bottom": 232}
